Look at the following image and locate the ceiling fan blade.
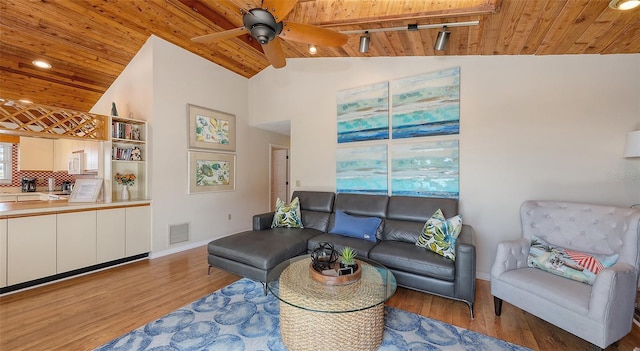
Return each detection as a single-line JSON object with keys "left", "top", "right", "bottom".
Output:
{"left": 191, "top": 27, "right": 246, "bottom": 43}
{"left": 262, "top": 38, "right": 286, "bottom": 68}
{"left": 262, "top": 0, "right": 298, "bottom": 21}
{"left": 280, "top": 22, "right": 348, "bottom": 47}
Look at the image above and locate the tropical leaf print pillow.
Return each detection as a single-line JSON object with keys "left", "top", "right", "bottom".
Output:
{"left": 271, "top": 197, "right": 304, "bottom": 228}
{"left": 527, "top": 235, "right": 618, "bottom": 285}
{"left": 415, "top": 209, "right": 462, "bottom": 261}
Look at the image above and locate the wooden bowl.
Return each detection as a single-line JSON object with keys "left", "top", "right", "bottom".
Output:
{"left": 309, "top": 260, "right": 362, "bottom": 285}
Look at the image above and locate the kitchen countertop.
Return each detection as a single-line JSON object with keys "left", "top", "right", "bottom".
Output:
{"left": 0, "top": 198, "right": 151, "bottom": 217}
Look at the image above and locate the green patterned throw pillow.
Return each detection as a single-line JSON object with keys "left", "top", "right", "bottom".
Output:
{"left": 415, "top": 209, "right": 462, "bottom": 261}
{"left": 271, "top": 197, "right": 304, "bottom": 228}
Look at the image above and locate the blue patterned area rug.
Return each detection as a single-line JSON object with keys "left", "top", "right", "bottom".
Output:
{"left": 95, "top": 278, "right": 531, "bottom": 351}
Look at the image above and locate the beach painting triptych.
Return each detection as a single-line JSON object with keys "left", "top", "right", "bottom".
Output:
{"left": 336, "top": 67, "right": 460, "bottom": 198}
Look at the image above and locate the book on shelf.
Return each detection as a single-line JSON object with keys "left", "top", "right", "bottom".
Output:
{"left": 112, "top": 146, "right": 142, "bottom": 161}
{"left": 112, "top": 121, "right": 141, "bottom": 141}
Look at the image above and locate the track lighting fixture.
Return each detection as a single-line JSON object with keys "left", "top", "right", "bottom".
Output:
{"left": 434, "top": 26, "right": 450, "bottom": 51}
{"left": 359, "top": 31, "right": 370, "bottom": 53}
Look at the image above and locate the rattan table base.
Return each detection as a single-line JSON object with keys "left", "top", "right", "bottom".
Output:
{"left": 276, "top": 259, "right": 388, "bottom": 351}
{"left": 280, "top": 302, "right": 384, "bottom": 351}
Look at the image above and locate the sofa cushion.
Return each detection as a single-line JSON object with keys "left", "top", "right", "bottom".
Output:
{"left": 292, "top": 191, "right": 335, "bottom": 212}
{"left": 415, "top": 209, "right": 462, "bottom": 261}
{"left": 208, "top": 228, "right": 322, "bottom": 270}
{"left": 329, "top": 210, "right": 381, "bottom": 242}
{"left": 369, "top": 241, "right": 455, "bottom": 281}
{"left": 527, "top": 235, "right": 618, "bottom": 285}
{"left": 308, "top": 233, "right": 379, "bottom": 258}
{"left": 271, "top": 197, "right": 303, "bottom": 228}
{"left": 382, "top": 196, "right": 458, "bottom": 242}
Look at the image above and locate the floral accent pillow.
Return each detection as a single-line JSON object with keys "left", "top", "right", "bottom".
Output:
{"left": 527, "top": 235, "right": 618, "bottom": 285}
{"left": 271, "top": 197, "right": 304, "bottom": 228}
{"left": 415, "top": 209, "right": 462, "bottom": 261}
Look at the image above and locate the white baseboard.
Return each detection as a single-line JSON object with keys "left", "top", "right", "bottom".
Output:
{"left": 149, "top": 239, "right": 211, "bottom": 259}
{"left": 476, "top": 272, "right": 490, "bottom": 281}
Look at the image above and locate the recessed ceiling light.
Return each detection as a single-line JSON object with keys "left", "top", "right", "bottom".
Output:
{"left": 609, "top": 0, "right": 640, "bottom": 10}
{"left": 32, "top": 60, "right": 52, "bottom": 69}
{"left": 308, "top": 44, "right": 317, "bottom": 55}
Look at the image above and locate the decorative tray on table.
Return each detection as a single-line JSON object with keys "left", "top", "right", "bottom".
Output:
{"left": 309, "top": 260, "right": 362, "bottom": 285}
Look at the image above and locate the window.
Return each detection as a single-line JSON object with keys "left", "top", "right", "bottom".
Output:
{"left": 0, "top": 142, "right": 13, "bottom": 184}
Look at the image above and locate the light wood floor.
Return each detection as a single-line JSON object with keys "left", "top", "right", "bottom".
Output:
{"left": 1, "top": 246, "right": 639, "bottom": 351}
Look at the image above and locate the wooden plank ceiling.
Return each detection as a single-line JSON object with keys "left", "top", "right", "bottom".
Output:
{"left": 0, "top": 0, "right": 638, "bottom": 112}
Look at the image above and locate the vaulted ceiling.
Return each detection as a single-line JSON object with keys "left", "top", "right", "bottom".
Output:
{"left": 0, "top": 0, "right": 638, "bottom": 112}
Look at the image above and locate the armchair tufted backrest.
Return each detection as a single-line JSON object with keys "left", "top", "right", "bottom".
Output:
{"left": 520, "top": 201, "right": 640, "bottom": 268}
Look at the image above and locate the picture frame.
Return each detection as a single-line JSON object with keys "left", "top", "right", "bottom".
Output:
{"left": 68, "top": 178, "right": 103, "bottom": 203}
{"left": 188, "top": 104, "right": 236, "bottom": 152}
{"left": 188, "top": 151, "right": 236, "bottom": 193}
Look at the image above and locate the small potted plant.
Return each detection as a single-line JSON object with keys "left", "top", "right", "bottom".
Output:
{"left": 339, "top": 247, "right": 358, "bottom": 274}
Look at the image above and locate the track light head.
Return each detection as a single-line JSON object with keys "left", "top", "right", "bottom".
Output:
{"left": 434, "top": 26, "right": 450, "bottom": 51}
{"left": 359, "top": 31, "right": 370, "bottom": 53}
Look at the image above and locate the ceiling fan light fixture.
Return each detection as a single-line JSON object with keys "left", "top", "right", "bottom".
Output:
{"left": 308, "top": 44, "right": 317, "bottom": 54}
{"left": 359, "top": 31, "right": 370, "bottom": 53}
{"left": 434, "top": 26, "right": 450, "bottom": 51}
{"left": 609, "top": 0, "right": 640, "bottom": 10}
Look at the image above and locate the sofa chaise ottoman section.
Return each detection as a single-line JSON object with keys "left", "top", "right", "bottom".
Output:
{"left": 208, "top": 228, "right": 320, "bottom": 271}
{"left": 207, "top": 191, "right": 336, "bottom": 294}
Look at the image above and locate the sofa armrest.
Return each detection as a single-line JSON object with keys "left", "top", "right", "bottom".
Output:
{"left": 588, "top": 262, "right": 637, "bottom": 322}
{"left": 252, "top": 212, "right": 275, "bottom": 230}
{"left": 490, "top": 238, "right": 530, "bottom": 278}
{"left": 454, "top": 224, "right": 476, "bottom": 304}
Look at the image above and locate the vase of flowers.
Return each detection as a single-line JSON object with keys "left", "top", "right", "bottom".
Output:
{"left": 114, "top": 173, "right": 135, "bottom": 200}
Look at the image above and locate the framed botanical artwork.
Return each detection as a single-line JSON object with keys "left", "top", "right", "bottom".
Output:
{"left": 188, "top": 151, "right": 236, "bottom": 193}
{"left": 188, "top": 104, "right": 236, "bottom": 152}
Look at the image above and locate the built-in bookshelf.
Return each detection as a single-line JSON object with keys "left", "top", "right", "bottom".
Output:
{"left": 106, "top": 116, "right": 147, "bottom": 202}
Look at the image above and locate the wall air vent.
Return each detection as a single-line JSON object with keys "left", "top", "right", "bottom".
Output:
{"left": 169, "top": 222, "right": 190, "bottom": 245}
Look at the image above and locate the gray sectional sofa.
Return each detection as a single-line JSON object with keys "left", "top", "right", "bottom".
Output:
{"left": 207, "top": 191, "right": 477, "bottom": 317}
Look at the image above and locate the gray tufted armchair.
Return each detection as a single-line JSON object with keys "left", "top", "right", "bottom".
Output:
{"left": 491, "top": 201, "right": 640, "bottom": 350}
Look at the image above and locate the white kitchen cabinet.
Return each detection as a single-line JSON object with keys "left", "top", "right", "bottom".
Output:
{"left": 54, "top": 139, "right": 73, "bottom": 172}
{"left": 19, "top": 137, "right": 54, "bottom": 171}
{"left": 97, "top": 208, "right": 125, "bottom": 263}
{"left": 7, "top": 214, "right": 56, "bottom": 285}
{"left": 17, "top": 194, "right": 42, "bottom": 202}
{"left": 0, "top": 195, "right": 17, "bottom": 203}
{"left": 0, "top": 219, "right": 7, "bottom": 288}
{"left": 57, "top": 211, "right": 97, "bottom": 273}
{"left": 125, "top": 205, "right": 150, "bottom": 256}
{"left": 70, "top": 140, "right": 99, "bottom": 172}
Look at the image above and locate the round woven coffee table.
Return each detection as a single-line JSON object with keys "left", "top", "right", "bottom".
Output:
{"left": 267, "top": 254, "right": 396, "bottom": 351}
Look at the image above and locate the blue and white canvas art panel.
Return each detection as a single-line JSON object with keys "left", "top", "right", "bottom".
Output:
{"left": 336, "top": 145, "right": 388, "bottom": 195}
{"left": 337, "top": 82, "right": 389, "bottom": 143}
{"left": 391, "top": 138, "right": 459, "bottom": 198}
{"left": 391, "top": 67, "right": 460, "bottom": 139}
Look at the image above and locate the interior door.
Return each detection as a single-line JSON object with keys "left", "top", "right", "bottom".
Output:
{"left": 271, "top": 148, "right": 289, "bottom": 210}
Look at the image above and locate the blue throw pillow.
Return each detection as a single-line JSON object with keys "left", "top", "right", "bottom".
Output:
{"left": 329, "top": 210, "right": 381, "bottom": 242}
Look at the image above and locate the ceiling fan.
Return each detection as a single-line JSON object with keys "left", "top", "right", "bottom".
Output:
{"left": 191, "top": 0, "right": 348, "bottom": 68}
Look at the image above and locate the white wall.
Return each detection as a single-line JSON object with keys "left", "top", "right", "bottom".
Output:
{"left": 249, "top": 55, "right": 640, "bottom": 278}
{"left": 94, "top": 36, "right": 289, "bottom": 256}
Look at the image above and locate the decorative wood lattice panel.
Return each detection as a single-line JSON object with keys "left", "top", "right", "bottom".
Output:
{"left": 0, "top": 98, "right": 107, "bottom": 140}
